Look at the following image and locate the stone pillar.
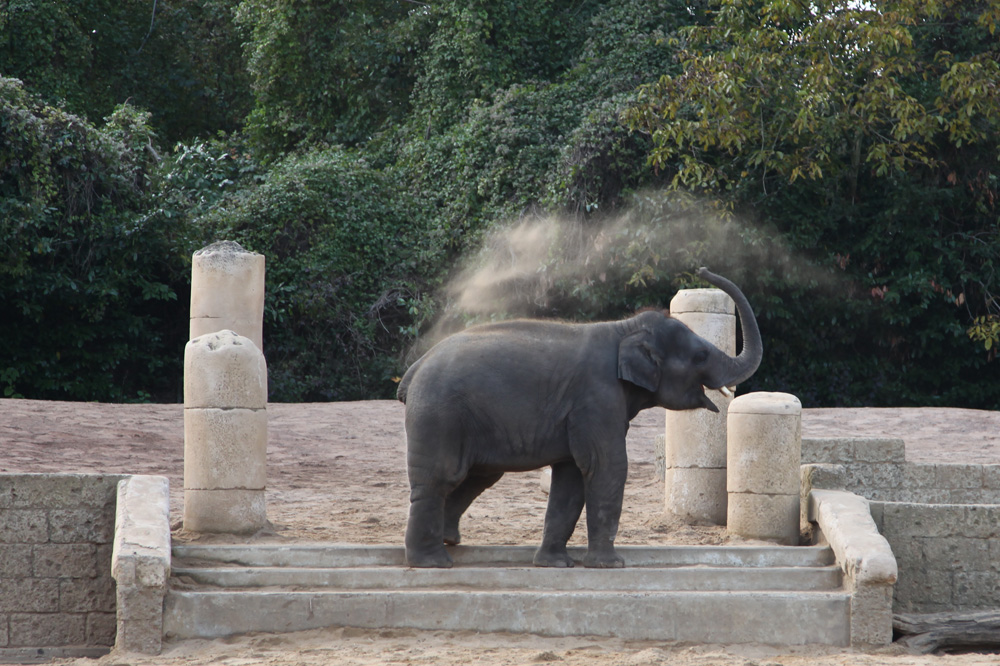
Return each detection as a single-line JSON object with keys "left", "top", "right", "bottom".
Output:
{"left": 727, "top": 392, "right": 802, "bottom": 544}
{"left": 190, "top": 241, "right": 265, "bottom": 352}
{"left": 663, "top": 288, "right": 735, "bottom": 524}
{"left": 183, "top": 330, "right": 268, "bottom": 533}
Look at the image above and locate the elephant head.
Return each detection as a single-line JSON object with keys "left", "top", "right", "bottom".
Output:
{"left": 618, "top": 267, "right": 762, "bottom": 412}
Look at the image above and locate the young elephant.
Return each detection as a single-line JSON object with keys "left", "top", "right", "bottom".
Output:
{"left": 397, "top": 268, "right": 762, "bottom": 568}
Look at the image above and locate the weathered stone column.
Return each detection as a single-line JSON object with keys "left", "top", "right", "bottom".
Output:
{"left": 190, "top": 241, "right": 265, "bottom": 352}
{"left": 727, "top": 392, "right": 802, "bottom": 544}
{"left": 183, "top": 330, "right": 268, "bottom": 533}
{"left": 663, "top": 288, "right": 735, "bottom": 524}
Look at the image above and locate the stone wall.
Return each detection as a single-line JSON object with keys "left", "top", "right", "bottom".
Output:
{"left": 0, "top": 473, "right": 123, "bottom": 651}
{"left": 801, "top": 438, "right": 1000, "bottom": 614}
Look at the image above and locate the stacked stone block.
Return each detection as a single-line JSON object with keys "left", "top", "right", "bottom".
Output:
{"left": 184, "top": 330, "right": 268, "bottom": 533}
{"left": 726, "top": 392, "right": 802, "bottom": 544}
{"left": 663, "top": 288, "right": 735, "bottom": 524}
{"left": 802, "top": 437, "right": 1000, "bottom": 614}
{"left": 189, "top": 241, "right": 265, "bottom": 351}
{"left": 0, "top": 474, "right": 122, "bottom": 651}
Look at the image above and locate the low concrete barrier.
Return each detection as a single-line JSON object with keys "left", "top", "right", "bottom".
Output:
{"left": 111, "top": 475, "right": 171, "bottom": 654}
{"left": 808, "top": 489, "right": 897, "bottom": 646}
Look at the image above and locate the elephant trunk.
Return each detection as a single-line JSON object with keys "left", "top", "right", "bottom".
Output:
{"left": 696, "top": 267, "right": 763, "bottom": 388}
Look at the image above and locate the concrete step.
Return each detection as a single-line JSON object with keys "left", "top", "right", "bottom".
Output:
{"left": 172, "top": 542, "right": 835, "bottom": 568}
{"left": 164, "top": 543, "right": 851, "bottom": 646}
{"left": 172, "top": 563, "right": 842, "bottom": 592}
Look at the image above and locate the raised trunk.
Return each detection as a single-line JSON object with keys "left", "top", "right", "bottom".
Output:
{"left": 696, "top": 267, "right": 763, "bottom": 388}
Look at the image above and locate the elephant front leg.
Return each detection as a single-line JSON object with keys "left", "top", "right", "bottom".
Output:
{"left": 405, "top": 484, "right": 454, "bottom": 568}
{"left": 534, "top": 461, "right": 585, "bottom": 568}
{"left": 573, "top": 436, "right": 628, "bottom": 568}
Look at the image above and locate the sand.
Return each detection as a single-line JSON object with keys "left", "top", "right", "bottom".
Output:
{"left": 1, "top": 399, "right": 999, "bottom": 665}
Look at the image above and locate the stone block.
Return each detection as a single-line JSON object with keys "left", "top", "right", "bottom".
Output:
{"left": 727, "top": 493, "right": 800, "bottom": 545}
{"left": 672, "top": 312, "right": 736, "bottom": 354}
{"left": 936, "top": 464, "right": 985, "bottom": 490}
{"left": 879, "top": 503, "right": 964, "bottom": 538}
{"left": 0, "top": 579, "right": 59, "bottom": 613}
{"left": 0, "top": 474, "right": 119, "bottom": 510}
{"left": 116, "top": 618, "right": 163, "bottom": 655}
{"left": 727, "top": 393, "right": 801, "bottom": 496}
{"left": 60, "top": 578, "right": 116, "bottom": 613}
{"left": 9, "top": 613, "right": 85, "bottom": 647}
{"left": 850, "top": 583, "right": 894, "bottom": 645}
{"left": 183, "top": 488, "right": 267, "bottom": 534}
{"left": 921, "top": 536, "right": 990, "bottom": 571}
{"left": 801, "top": 464, "right": 847, "bottom": 491}
{"left": 663, "top": 467, "right": 727, "bottom": 525}
{"left": 801, "top": 438, "right": 853, "bottom": 465}
{"left": 184, "top": 408, "right": 267, "bottom": 490}
{"left": 86, "top": 612, "right": 116, "bottom": 647}
{"left": 845, "top": 463, "right": 903, "bottom": 494}
{"left": 983, "top": 465, "right": 1000, "bottom": 490}
{"left": 903, "top": 464, "right": 937, "bottom": 490}
{"left": 663, "top": 397, "right": 730, "bottom": 469}
{"left": 48, "top": 507, "right": 115, "bottom": 544}
{"left": 852, "top": 439, "right": 906, "bottom": 464}
{"left": 670, "top": 288, "right": 735, "bottom": 316}
{"left": 184, "top": 330, "right": 267, "bottom": 409}
{"left": 33, "top": 544, "right": 97, "bottom": 578}
{"left": 904, "top": 568, "right": 954, "bottom": 607}
{"left": 117, "top": 586, "right": 165, "bottom": 621}
{"left": 0, "top": 510, "right": 48, "bottom": 543}
{"left": 963, "top": 505, "right": 1000, "bottom": 538}
{"left": 190, "top": 241, "right": 265, "bottom": 351}
{"left": 0, "top": 545, "right": 33, "bottom": 577}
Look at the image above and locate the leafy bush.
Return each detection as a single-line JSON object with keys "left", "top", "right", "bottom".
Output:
{"left": 0, "top": 78, "right": 187, "bottom": 400}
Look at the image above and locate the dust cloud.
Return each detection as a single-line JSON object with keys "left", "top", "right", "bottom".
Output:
{"left": 415, "top": 191, "right": 835, "bottom": 354}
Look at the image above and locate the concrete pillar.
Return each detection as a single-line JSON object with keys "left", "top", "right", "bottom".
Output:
{"left": 190, "top": 241, "right": 265, "bottom": 352}
{"left": 663, "top": 288, "right": 735, "bottom": 524}
{"left": 727, "top": 392, "right": 802, "bottom": 544}
{"left": 183, "top": 330, "right": 268, "bottom": 533}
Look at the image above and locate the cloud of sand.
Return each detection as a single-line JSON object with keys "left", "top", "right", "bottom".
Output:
{"left": 414, "top": 191, "right": 837, "bottom": 353}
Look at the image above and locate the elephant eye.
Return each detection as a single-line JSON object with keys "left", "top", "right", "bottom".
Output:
{"left": 693, "top": 350, "right": 709, "bottom": 365}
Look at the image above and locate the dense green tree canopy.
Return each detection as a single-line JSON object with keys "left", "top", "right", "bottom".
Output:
{"left": 0, "top": 0, "right": 997, "bottom": 407}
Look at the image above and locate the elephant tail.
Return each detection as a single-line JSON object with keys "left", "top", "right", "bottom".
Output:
{"left": 396, "top": 356, "right": 424, "bottom": 404}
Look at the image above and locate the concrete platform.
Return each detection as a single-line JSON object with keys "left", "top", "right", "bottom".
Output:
{"left": 165, "top": 543, "right": 851, "bottom": 646}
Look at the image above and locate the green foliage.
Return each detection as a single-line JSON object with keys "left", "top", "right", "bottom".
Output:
{"left": 0, "top": 78, "right": 186, "bottom": 400}
{"left": 196, "top": 147, "right": 439, "bottom": 401}
{"left": 0, "top": 0, "right": 251, "bottom": 144}
{"left": 622, "top": 0, "right": 1000, "bottom": 407}
{"left": 236, "top": 0, "right": 429, "bottom": 154}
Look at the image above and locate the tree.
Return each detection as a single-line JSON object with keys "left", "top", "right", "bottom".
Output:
{"left": 624, "top": 0, "right": 1000, "bottom": 406}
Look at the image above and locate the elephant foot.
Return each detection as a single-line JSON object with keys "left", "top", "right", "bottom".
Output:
{"left": 533, "top": 545, "right": 575, "bottom": 568}
{"left": 405, "top": 546, "right": 454, "bottom": 568}
{"left": 582, "top": 548, "right": 624, "bottom": 569}
{"left": 443, "top": 525, "right": 461, "bottom": 546}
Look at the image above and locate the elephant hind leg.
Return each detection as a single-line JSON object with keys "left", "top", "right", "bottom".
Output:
{"left": 405, "top": 488, "right": 454, "bottom": 568}
{"left": 443, "top": 472, "right": 503, "bottom": 545}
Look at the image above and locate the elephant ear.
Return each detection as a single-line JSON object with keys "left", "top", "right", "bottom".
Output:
{"left": 618, "top": 330, "right": 661, "bottom": 392}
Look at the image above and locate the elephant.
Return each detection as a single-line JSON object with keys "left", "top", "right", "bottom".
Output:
{"left": 396, "top": 268, "right": 762, "bottom": 569}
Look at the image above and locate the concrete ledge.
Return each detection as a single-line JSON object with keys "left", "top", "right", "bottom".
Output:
{"left": 808, "top": 489, "right": 897, "bottom": 646}
{"left": 111, "top": 475, "right": 171, "bottom": 655}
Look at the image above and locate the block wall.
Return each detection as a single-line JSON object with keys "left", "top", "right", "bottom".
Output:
{"left": 869, "top": 502, "right": 1000, "bottom": 613}
{"left": 802, "top": 438, "right": 1000, "bottom": 614}
{"left": 0, "top": 474, "right": 123, "bottom": 649}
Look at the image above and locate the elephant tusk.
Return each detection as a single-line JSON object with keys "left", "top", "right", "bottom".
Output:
{"left": 719, "top": 386, "right": 735, "bottom": 399}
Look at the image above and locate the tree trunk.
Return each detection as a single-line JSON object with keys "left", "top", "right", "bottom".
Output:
{"left": 893, "top": 611, "right": 1000, "bottom": 654}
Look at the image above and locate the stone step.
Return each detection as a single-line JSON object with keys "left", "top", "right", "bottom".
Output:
{"left": 172, "top": 563, "right": 842, "bottom": 592}
{"left": 165, "top": 543, "right": 850, "bottom": 645}
{"left": 163, "top": 587, "right": 852, "bottom": 645}
{"left": 172, "top": 542, "right": 835, "bottom": 569}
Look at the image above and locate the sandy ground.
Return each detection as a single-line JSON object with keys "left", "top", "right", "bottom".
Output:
{"left": 1, "top": 399, "right": 999, "bottom": 666}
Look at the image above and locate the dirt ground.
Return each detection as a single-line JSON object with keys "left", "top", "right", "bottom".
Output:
{"left": 2, "top": 399, "right": 1000, "bottom": 666}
